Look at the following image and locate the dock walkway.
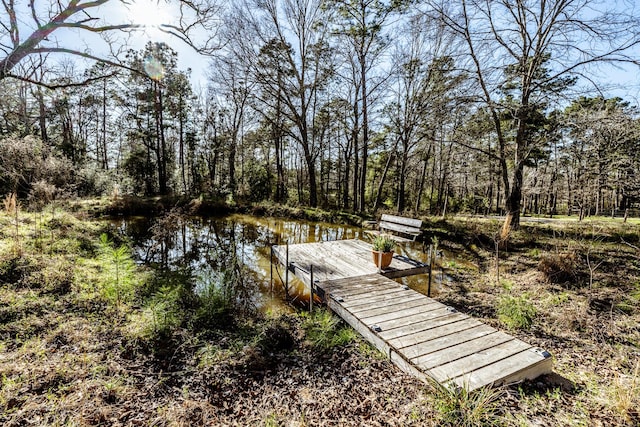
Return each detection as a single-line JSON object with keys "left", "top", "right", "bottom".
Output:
{"left": 272, "top": 239, "right": 552, "bottom": 390}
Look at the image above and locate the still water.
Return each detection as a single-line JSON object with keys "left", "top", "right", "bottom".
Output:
{"left": 109, "top": 213, "right": 451, "bottom": 312}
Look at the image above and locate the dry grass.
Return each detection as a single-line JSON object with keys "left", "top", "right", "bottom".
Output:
{"left": 2, "top": 208, "right": 640, "bottom": 426}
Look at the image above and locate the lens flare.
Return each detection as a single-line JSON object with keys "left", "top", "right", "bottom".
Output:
{"left": 143, "top": 56, "right": 164, "bottom": 80}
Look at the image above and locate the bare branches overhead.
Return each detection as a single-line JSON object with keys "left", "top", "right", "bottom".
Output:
{"left": 0, "top": 0, "right": 223, "bottom": 85}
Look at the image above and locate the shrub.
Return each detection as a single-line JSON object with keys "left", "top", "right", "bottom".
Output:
{"left": 302, "top": 308, "right": 356, "bottom": 350}
{"left": 430, "top": 379, "right": 505, "bottom": 427}
{"left": 538, "top": 251, "right": 579, "bottom": 284}
{"left": 97, "top": 233, "right": 138, "bottom": 307}
{"left": 192, "top": 279, "right": 235, "bottom": 332}
{"left": 497, "top": 293, "right": 536, "bottom": 330}
{"left": 127, "top": 285, "right": 182, "bottom": 343}
{"left": 0, "top": 248, "right": 30, "bottom": 285}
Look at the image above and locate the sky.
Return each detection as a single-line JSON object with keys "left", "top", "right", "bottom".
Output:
{"left": 9, "top": 0, "right": 640, "bottom": 104}
{"left": 14, "top": 0, "right": 213, "bottom": 90}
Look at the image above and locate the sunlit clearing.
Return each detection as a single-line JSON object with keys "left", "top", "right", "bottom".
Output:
{"left": 127, "top": 0, "right": 173, "bottom": 30}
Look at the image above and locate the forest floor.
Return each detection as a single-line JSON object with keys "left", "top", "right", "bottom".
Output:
{"left": 0, "top": 201, "right": 638, "bottom": 426}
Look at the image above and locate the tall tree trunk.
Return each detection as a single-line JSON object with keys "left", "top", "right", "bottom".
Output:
{"left": 155, "top": 82, "right": 168, "bottom": 195}
{"left": 102, "top": 78, "right": 108, "bottom": 170}
{"left": 302, "top": 135, "right": 318, "bottom": 207}
{"left": 352, "top": 101, "right": 359, "bottom": 211}
{"left": 505, "top": 162, "right": 524, "bottom": 230}
{"left": 396, "top": 140, "right": 408, "bottom": 213}
{"left": 179, "top": 93, "right": 187, "bottom": 193}
{"left": 342, "top": 147, "right": 350, "bottom": 210}
{"left": 359, "top": 57, "right": 368, "bottom": 212}
{"left": 229, "top": 131, "right": 237, "bottom": 199}
{"left": 373, "top": 151, "right": 395, "bottom": 211}
{"left": 415, "top": 150, "right": 430, "bottom": 213}
{"left": 35, "top": 87, "right": 48, "bottom": 144}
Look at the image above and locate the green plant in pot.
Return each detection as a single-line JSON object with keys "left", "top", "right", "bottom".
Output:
{"left": 372, "top": 235, "right": 396, "bottom": 269}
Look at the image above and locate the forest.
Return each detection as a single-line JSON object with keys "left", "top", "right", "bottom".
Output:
{"left": 1, "top": 1, "right": 640, "bottom": 426}
{"left": 2, "top": 0, "right": 640, "bottom": 229}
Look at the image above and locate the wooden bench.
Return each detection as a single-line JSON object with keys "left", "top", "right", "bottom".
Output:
{"left": 366, "top": 214, "right": 423, "bottom": 242}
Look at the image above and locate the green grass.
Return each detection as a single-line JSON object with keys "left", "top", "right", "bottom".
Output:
{"left": 301, "top": 308, "right": 357, "bottom": 350}
{"left": 497, "top": 293, "right": 536, "bottom": 330}
{"left": 429, "top": 379, "right": 505, "bottom": 426}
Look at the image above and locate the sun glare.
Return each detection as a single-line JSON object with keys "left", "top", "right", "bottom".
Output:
{"left": 127, "top": 0, "right": 173, "bottom": 31}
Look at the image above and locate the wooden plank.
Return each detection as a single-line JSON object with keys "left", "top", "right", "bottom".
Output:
{"left": 320, "top": 274, "right": 388, "bottom": 292}
{"left": 379, "top": 314, "right": 476, "bottom": 341}
{"left": 428, "top": 339, "right": 532, "bottom": 383}
{"left": 362, "top": 301, "right": 443, "bottom": 325}
{"left": 398, "top": 325, "right": 496, "bottom": 359}
{"left": 320, "top": 276, "right": 399, "bottom": 296}
{"left": 387, "top": 318, "right": 496, "bottom": 352}
{"left": 363, "top": 229, "right": 413, "bottom": 243}
{"left": 342, "top": 289, "right": 419, "bottom": 310}
{"left": 451, "top": 349, "right": 553, "bottom": 390}
{"left": 331, "top": 285, "right": 407, "bottom": 302}
{"left": 350, "top": 297, "right": 439, "bottom": 319}
{"left": 375, "top": 308, "right": 460, "bottom": 333}
{"left": 409, "top": 329, "right": 512, "bottom": 367}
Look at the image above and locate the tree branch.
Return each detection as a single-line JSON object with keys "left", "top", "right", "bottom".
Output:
{"left": 4, "top": 69, "right": 119, "bottom": 89}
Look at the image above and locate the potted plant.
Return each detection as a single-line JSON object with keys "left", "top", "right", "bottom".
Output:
{"left": 372, "top": 235, "right": 396, "bottom": 269}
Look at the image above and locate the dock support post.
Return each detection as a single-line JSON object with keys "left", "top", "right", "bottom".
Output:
{"left": 285, "top": 243, "right": 289, "bottom": 297}
{"left": 427, "top": 244, "right": 433, "bottom": 297}
{"left": 309, "top": 265, "right": 314, "bottom": 313}
{"left": 270, "top": 245, "right": 273, "bottom": 297}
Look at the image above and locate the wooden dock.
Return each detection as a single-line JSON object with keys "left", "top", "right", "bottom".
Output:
{"left": 272, "top": 240, "right": 552, "bottom": 390}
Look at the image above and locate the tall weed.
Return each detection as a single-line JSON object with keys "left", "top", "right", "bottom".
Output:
{"left": 97, "top": 233, "right": 138, "bottom": 307}
{"left": 430, "top": 378, "right": 505, "bottom": 426}
{"left": 497, "top": 293, "right": 536, "bottom": 330}
{"left": 301, "top": 308, "right": 356, "bottom": 350}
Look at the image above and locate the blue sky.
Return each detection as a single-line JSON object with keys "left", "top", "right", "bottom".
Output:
{"left": 8, "top": 0, "right": 640, "bottom": 105}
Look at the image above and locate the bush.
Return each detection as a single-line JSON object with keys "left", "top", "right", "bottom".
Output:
{"left": 0, "top": 249, "right": 30, "bottom": 285}
{"left": 127, "top": 285, "right": 182, "bottom": 343}
{"left": 497, "top": 293, "right": 536, "bottom": 330}
{"left": 430, "top": 379, "right": 505, "bottom": 427}
{"left": 97, "top": 234, "right": 138, "bottom": 306}
{"left": 302, "top": 308, "right": 356, "bottom": 350}
{"left": 538, "top": 251, "right": 579, "bottom": 284}
{"left": 192, "top": 280, "right": 235, "bottom": 332}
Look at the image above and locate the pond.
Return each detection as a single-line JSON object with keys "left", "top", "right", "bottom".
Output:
{"left": 109, "top": 213, "right": 454, "bottom": 313}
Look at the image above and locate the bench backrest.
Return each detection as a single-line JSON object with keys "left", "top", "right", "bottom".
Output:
{"left": 379, "top": 214, "right": 423, "bottom": 237}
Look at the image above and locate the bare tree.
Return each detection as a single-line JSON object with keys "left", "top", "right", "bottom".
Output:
{"left": 0, "top": 0, "right": 221, "bottom": 86}
{"left": 325, "top": 0, "right": 406, "bottom": 212}
{"left": 208, "top": 53, "right": 253, "bottom": 199}
{"left": 384, "top": 12, "right": 462, "bottom": 212}
{"left": 228, "top": 0, "right": 334, "bottom": 207}
{"left": 429, "top": 0, "right": 640, "bottom": 230}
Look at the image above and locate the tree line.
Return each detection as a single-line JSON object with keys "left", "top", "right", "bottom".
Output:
{"left": 1, "top": 0, "right": 640, "bottom": 229}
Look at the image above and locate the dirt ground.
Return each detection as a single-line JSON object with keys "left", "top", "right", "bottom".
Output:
{"left": 1, "top": 211, "right": 638, "bottom": 426}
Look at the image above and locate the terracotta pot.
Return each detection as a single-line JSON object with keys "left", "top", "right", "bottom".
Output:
{"left": 372, "top": 250, "right": 394, "bottom": 269}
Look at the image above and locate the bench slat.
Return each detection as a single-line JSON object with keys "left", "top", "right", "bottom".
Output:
{"left": 381, "top": 214, "right": 423, "bottom": 229}
{"left": 379, "top": 221, "right": 421, "bottom": 236}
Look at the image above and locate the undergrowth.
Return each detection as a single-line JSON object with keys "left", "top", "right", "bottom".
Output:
{"left": 429, "top": 379, "right": 504, "bottom": 427}
{"left": 497, "top": 293, "right": 536, "bottom": 330}
{"left": 301, "top": 308, "right": 357, "bottom": 350}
